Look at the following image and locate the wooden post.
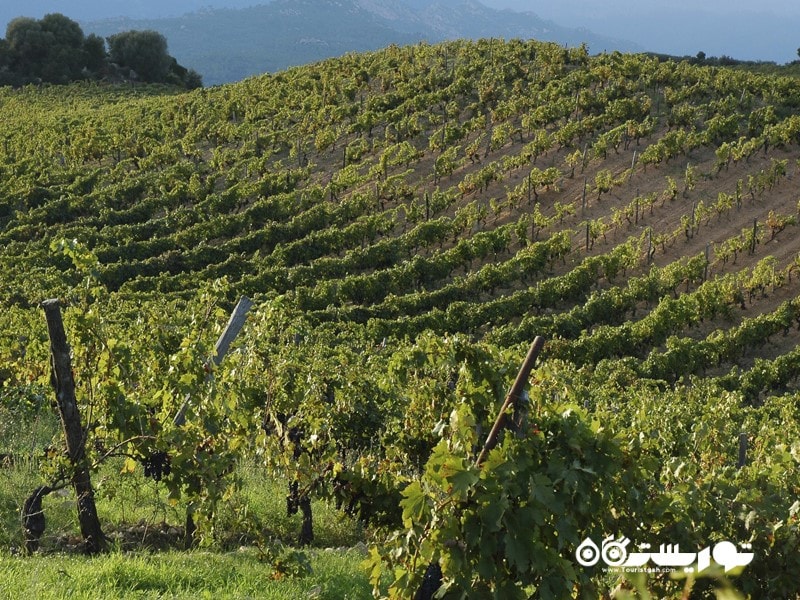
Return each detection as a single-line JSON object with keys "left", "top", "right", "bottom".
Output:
{"left": 475, "top": 337, "right": 545, "bottom": 467}
{"left": 172, "top": 296, "right": 253, "bottom": 548}
{"left": 41, "top": 299, "right": 106, "bottom": 554}
{"left": 582, "top": 177, "right": 587, "bottom": 215}
{"left": 527, "top": 173, "right": 532, "bottom": 204}
{"left": 647, "top": 228, "right": 653, "bottom": 265}
{"left": 750, "top": 219, "right": 758, "bottom": 255}
{"left": 213, "top": 296, "right": 254, "bottom": 366}
{"left": 585, "top": 221, "right": 590, "bottom": 252}
{"left": 737, "top": 433, "right": 748, "bottom": 469}
{"left": 174, "top": 296, "right": 254, "bottom": 426}
{"left": 704, "top": 242, "right": 710, "bottom": 281}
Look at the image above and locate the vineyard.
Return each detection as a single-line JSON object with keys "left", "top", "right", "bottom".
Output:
{"left": 2, "top": 39, "right": 800, "bottom": 598}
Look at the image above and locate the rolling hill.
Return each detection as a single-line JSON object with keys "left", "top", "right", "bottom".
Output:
{"left": 2, "top": 40, "right": 800, "bottom": 596}
{"left": 82, "top": 0, "right": 640, "bottom": 84}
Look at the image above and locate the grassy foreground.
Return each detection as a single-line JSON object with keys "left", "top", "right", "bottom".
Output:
{"left": 0, "top": 403, "right": 373, "bottom": 599}
{"left": 0, "top": 465, "right": 374, "bottom": 600}
{"left": 0, "top": 548, "right": 371, "bottom": 599}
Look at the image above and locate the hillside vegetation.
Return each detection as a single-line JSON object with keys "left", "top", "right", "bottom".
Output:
{"left": 0, "top": 13, "right": 201, "bottom": 87}
{"left": 82, "top": 0, "right": 639, "bottom": 85}
{"left": 2, "top": 39, "right": 800, "bottom": 598}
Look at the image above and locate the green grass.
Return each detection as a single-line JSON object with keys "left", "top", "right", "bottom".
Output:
{"left": 0, "top": 401, "right": 373, "bottom": 599}
{"left": 0, "top": 548, "right": 372, "bottom": 599}
{"left": 0, "top": 458, "right": 374, "bottom": 599}
{"left": 0, "top": 456, "right": 374, "bottom": 599}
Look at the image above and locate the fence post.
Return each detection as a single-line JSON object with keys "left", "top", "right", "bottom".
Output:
{"left": 582, "top": 177, "right": 587, "bottom": 215}
{"left": 419, "top": 337, "right": 544, "bottom": 600}
{"left": 585, "top": 221, "right": 590, "bottom": 252}
{"left": 475, "top": 337, "right": 545, "bottom": 467}
{"left": 173, "top": 296, "right": 254, "bottom": 426}
{"left": 737, "top": 432, "right": 748, "bottom": 469}
{"left": 172, "top": 296, "right": 253, "bottom": 547}
{"left": 41, "top": 299, "right": 106, "bottom": 554}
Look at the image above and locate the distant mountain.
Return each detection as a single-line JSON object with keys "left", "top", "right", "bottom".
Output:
{"left": 83, "top": 0, "right": 640, "bottom": 85}
{"left": 0, "top": 1, "right": 259, "bottom": 26}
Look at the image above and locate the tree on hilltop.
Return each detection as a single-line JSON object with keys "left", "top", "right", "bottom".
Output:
{"left": 0, "top": 38, "right": 11, "bottom": 73}
{"left": 0, "top": 13, "right": 201, "bottom": 88}
{"left": 83, "top": 33, "right": 107, "bottom": 73}
{"left": 107, "top": 30, "right": 202, "bottom": 88}
{"left": 4, "top": 14, "right": 93, "bottom": 84}
{"left": 107, "top": 30, "right": 172, "bottom": 83}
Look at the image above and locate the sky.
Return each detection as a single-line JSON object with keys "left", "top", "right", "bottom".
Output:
{"left": 1, "top": 0, "right": 798, "bottom": 64}
{"left": 486, "top": 0, "right": 799, "bottom": 12}
{"left": 483, "top": 0, "right": 800, "bottom": 63}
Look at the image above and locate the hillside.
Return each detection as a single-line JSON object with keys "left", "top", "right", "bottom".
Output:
{"left": 82, "top": 0, "right": 640, "bottom": 84}
{"left": 2, "top": 40, "right": 800, "bottom": 597}
{"left": 3, "top": 41, "right": 800, "bottom": 360}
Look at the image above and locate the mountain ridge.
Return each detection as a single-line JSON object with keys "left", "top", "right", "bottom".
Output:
{"left": 81, "top": 0, "right": 640, "bottom": 85}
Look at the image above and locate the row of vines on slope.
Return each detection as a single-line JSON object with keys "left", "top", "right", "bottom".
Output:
{"left": 3, "top": 38, "right": 800, "bottom": 598}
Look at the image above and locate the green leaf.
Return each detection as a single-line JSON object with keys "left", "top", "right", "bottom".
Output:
{"left": 362, "top": 546, "right": 385, "bottom": 588}
{"left": 400, "top": 481, "right": 428, "bottom": 528}
{"left": 791, "top": 441, "right": 800, "bottom": 464}
{"left": 445, "top": 459, "right": 479, "bottom": 497}
{"left": 479, "top": 493, "right": 508, "bottom": 532}
{"left": 461, "top": 511, "right": 484, "bottom": 547}
{"left": 529, "top": 473, "right": 556, "bottom": 511}
{"left": 504, "top": 530, "right": 531, "bottom": 572}
{"left": 714, "top": 587, "right": 747, "bottom": 600}
{"left": 477, "top": 550, "right": 498, "bottom": 580}
{"left": 120, "top": 457, "right": 138, "bottom": 474}
{"left": 480, "top": 446, "right": 507, "bottom": 475}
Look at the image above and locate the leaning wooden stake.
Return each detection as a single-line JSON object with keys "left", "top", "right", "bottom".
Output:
{"left": 475, "top": 336, "right": 545, "bottom": 467}
{"left": 173, "top": 296, "right": 253, "bottom": 426}
{"left": 418, "top": 337, "right": 545, "bottom": 599}
{"left": 41, "top": 299, "right": 106, "bottom": 554}
{"left": 172, "top": 296, "right": 253, "bottom": 546}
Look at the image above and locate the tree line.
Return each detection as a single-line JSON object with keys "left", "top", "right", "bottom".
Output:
{"left": 0, "top": 13, "right": 201, "bottom": 88}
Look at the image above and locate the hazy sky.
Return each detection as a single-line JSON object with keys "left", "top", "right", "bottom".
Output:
{"left": 485, "top": 0, "right": 799, "bottom": 13}
{"left": 2, "top": 0, "right": 798, "bottom": 63}
{"left": 483, "top": 0, "right": 800, "bottom": 62}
